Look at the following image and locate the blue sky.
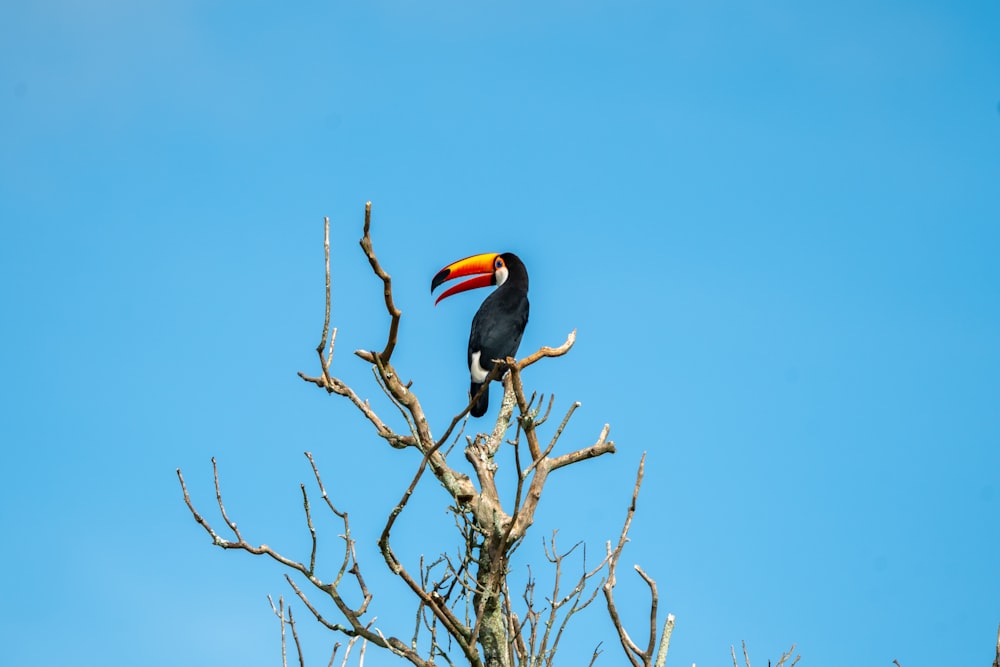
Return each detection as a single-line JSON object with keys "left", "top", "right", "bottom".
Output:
{"left": 2, "top": 1, "right": 998, "bottom": 666}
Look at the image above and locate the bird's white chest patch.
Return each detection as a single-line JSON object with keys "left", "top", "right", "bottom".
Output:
{"left": 469, "top": 350, "right": 489, "bottom": 383}
{"left": 494, "top": 265, "right": 508, "bottom": 286}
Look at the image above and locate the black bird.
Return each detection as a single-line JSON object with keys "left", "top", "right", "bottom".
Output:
{"left": 432, "top": 252, "right": 529, "bottom": 417}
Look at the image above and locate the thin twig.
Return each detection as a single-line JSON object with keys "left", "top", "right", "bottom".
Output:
{"left": 774, "top": 644, "right": 798, "bottom": 667}
{"left": 302, "top": 484, "right": 317, "bottom": 574}
{"left": 588, "top": 642, "right": 604, "bottom": 667}
{"left": 604, "top": 454, "right": 649, "bottom": 667}
{"left": 268, "top": 595, "right": 288, "bottom": 667}
{"left": 318, "top": 216, "right": 333, "bottom": 378}
{"left": 327, "top": 641, "right": 341, "bottom": 667}
{"left": 635, "top": 565, "right": 659, "bottom": 657}
{"left": 289, "top": 606, "right": 305, "bottom": 667}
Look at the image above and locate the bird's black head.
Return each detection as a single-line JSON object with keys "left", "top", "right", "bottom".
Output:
{"left": 497, "top": 252, "right": 528, "bottom": 291}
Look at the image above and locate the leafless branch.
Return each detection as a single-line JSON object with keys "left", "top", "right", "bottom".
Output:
{"left": 350, "top": 201, "right": 402, "bottom": 365}
{"left": 269, "top": 595, "right": 307, "bottom": 667}
{"left": 588, "top": 642, "right": 604, "bottom": 667}
{"left": 654, "top": 614, "right": 675, "bottom": 667}
{"left": 326, "top": 642, "right": 341, "bottom": 667}
{"left": 288, "top": 606, "right": 305, "bottom": 667}
{"left": 302, "top": 484, "right": 317, "bottom": 575}
{"left": 297, "top": 212, "right": 414, "bottom": 449}
{"left": 297, "top": 358, "right": 415, "bottom": 449}
{"left": 774, "top": 643, "right": 799, "bottom": 667}
{"left": 378, "top": 476, "right": 480, "bottom": 665}
{"left": 603, "top": 453, "right": 672, "bottom": 667}
{"left": 311, "top": 216, "right": 336, "bottom": 389}
{"left": 305, "top": 452, "right": 345, "bottom": 518}
{"left": 178, "top": 456, "right": 440, "bottom": 666}
{"left": 371, "top": 360, "right": 418, "bottom": 438}
{"left": 517, "top": 329, "right": 577, "bottom": 370}
{"left": 634, "top": 565, "right": 658, "bottom": 657}
{"left": 269, "top": 595, "right": 289, "bottom": 667}
{"left": 539, "top": 537, "right": 608, "bottom": 665}
{"left": 339, "top": 630, "right": 370, "bottom": 667}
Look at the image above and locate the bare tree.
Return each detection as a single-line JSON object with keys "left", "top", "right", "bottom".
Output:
{"left": 177, "top": 203, "right": 672, "bottom": 666}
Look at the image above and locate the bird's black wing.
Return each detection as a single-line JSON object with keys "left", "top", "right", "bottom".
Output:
{"left": 468, "top": 290, "right": 529, "bottom": 372}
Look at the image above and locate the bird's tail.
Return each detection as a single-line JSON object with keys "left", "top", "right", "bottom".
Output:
{"left": 470, "top": 381, "right": 489, "bottom": 417}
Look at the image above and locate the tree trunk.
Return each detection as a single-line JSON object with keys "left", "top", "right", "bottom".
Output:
{"left": 474, "top": 536, "right": 510, "bottom": 667}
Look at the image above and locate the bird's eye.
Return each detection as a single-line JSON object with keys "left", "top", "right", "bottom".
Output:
{"left": 494, "top": 257, "right": 504, "bottom": 270}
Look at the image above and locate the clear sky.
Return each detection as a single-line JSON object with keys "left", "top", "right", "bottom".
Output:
{"left": 2, "top": 2, "right": 998, "bottom": 666}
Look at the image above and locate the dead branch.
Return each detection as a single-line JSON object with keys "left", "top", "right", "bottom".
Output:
{"left": 297, "top": 212, "right": 413, "bottom": 449}
{"left": 269, "top": 595, "right": 306, "bottom": 667}
{"left": 319, "top": 217, "right": 334, "bottom": 374}
{"left": 176, "top": 457, "right": 435, "bottom": 667}
{"left": 654, "top": 614, "right": 675, "bottom": 667}
{"left": 302, "top": 484, "right": 317, "bottom": 574}
{"left": 268, "top": 595, "right": 289, "bottom": 667}
{"left": 297, "top": 362, "right": 416, "bottom": 449}
{"left": 378, "top": 497, "right": 481, "bottom": 665}
{"left": 605, "top": 492, "right": 643, "bottom": 666}
{"left": 538, "top": 537, "right": 608, "bottom": 665}
{"left": 517, "top": 329, "right": 576, "bottom": 370}
{"left": 588, "top": 642, "right": 603, "bottom": 667}
{"left": 353, "top": 201, "right": 401, "bottom": 365}
{"left": 288, "top": 606, "right": 305, "bottom": 667}
{"left": 507, "top": 361, "right": 543, "bottom": 461}
{"left": 339, "top": 626, "right": 372, "bottom": 667}
{"left": 634, "top": 565, "right": 658, "bottom": 657}
{"left": 774, "top": 643, "right": 799, "bottom": 667}
{"left": 603, "top": 453, "right": 673, "bottom": 667}
{"left": 503, "top": 362, "right": 616, "bottom": 544}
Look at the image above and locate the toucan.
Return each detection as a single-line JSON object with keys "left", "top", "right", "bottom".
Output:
{"left": 431, "top": 252, "right": 529, "bottom": 417}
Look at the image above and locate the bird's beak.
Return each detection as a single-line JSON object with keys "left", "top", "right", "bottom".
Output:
{"left": 431, "top": 253, "right": 499, "bottom": 305}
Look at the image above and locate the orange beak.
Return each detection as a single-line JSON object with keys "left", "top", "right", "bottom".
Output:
{"left": 431, "top": 253, "right": 500, "bottom": 305}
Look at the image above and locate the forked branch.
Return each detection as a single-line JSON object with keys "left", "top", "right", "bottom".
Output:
{"left": 603, "top": 454, "right": 674, "bottom": 667}
{"left": 732, "top": 641, "right": 799, "bottom": 667}
{"left": 176, "top": 455, "right": 435, "bottom": 667}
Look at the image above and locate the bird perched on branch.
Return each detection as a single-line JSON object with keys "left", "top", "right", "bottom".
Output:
{"left": 432, "top": 252, "right": 529, "bottom": 417}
